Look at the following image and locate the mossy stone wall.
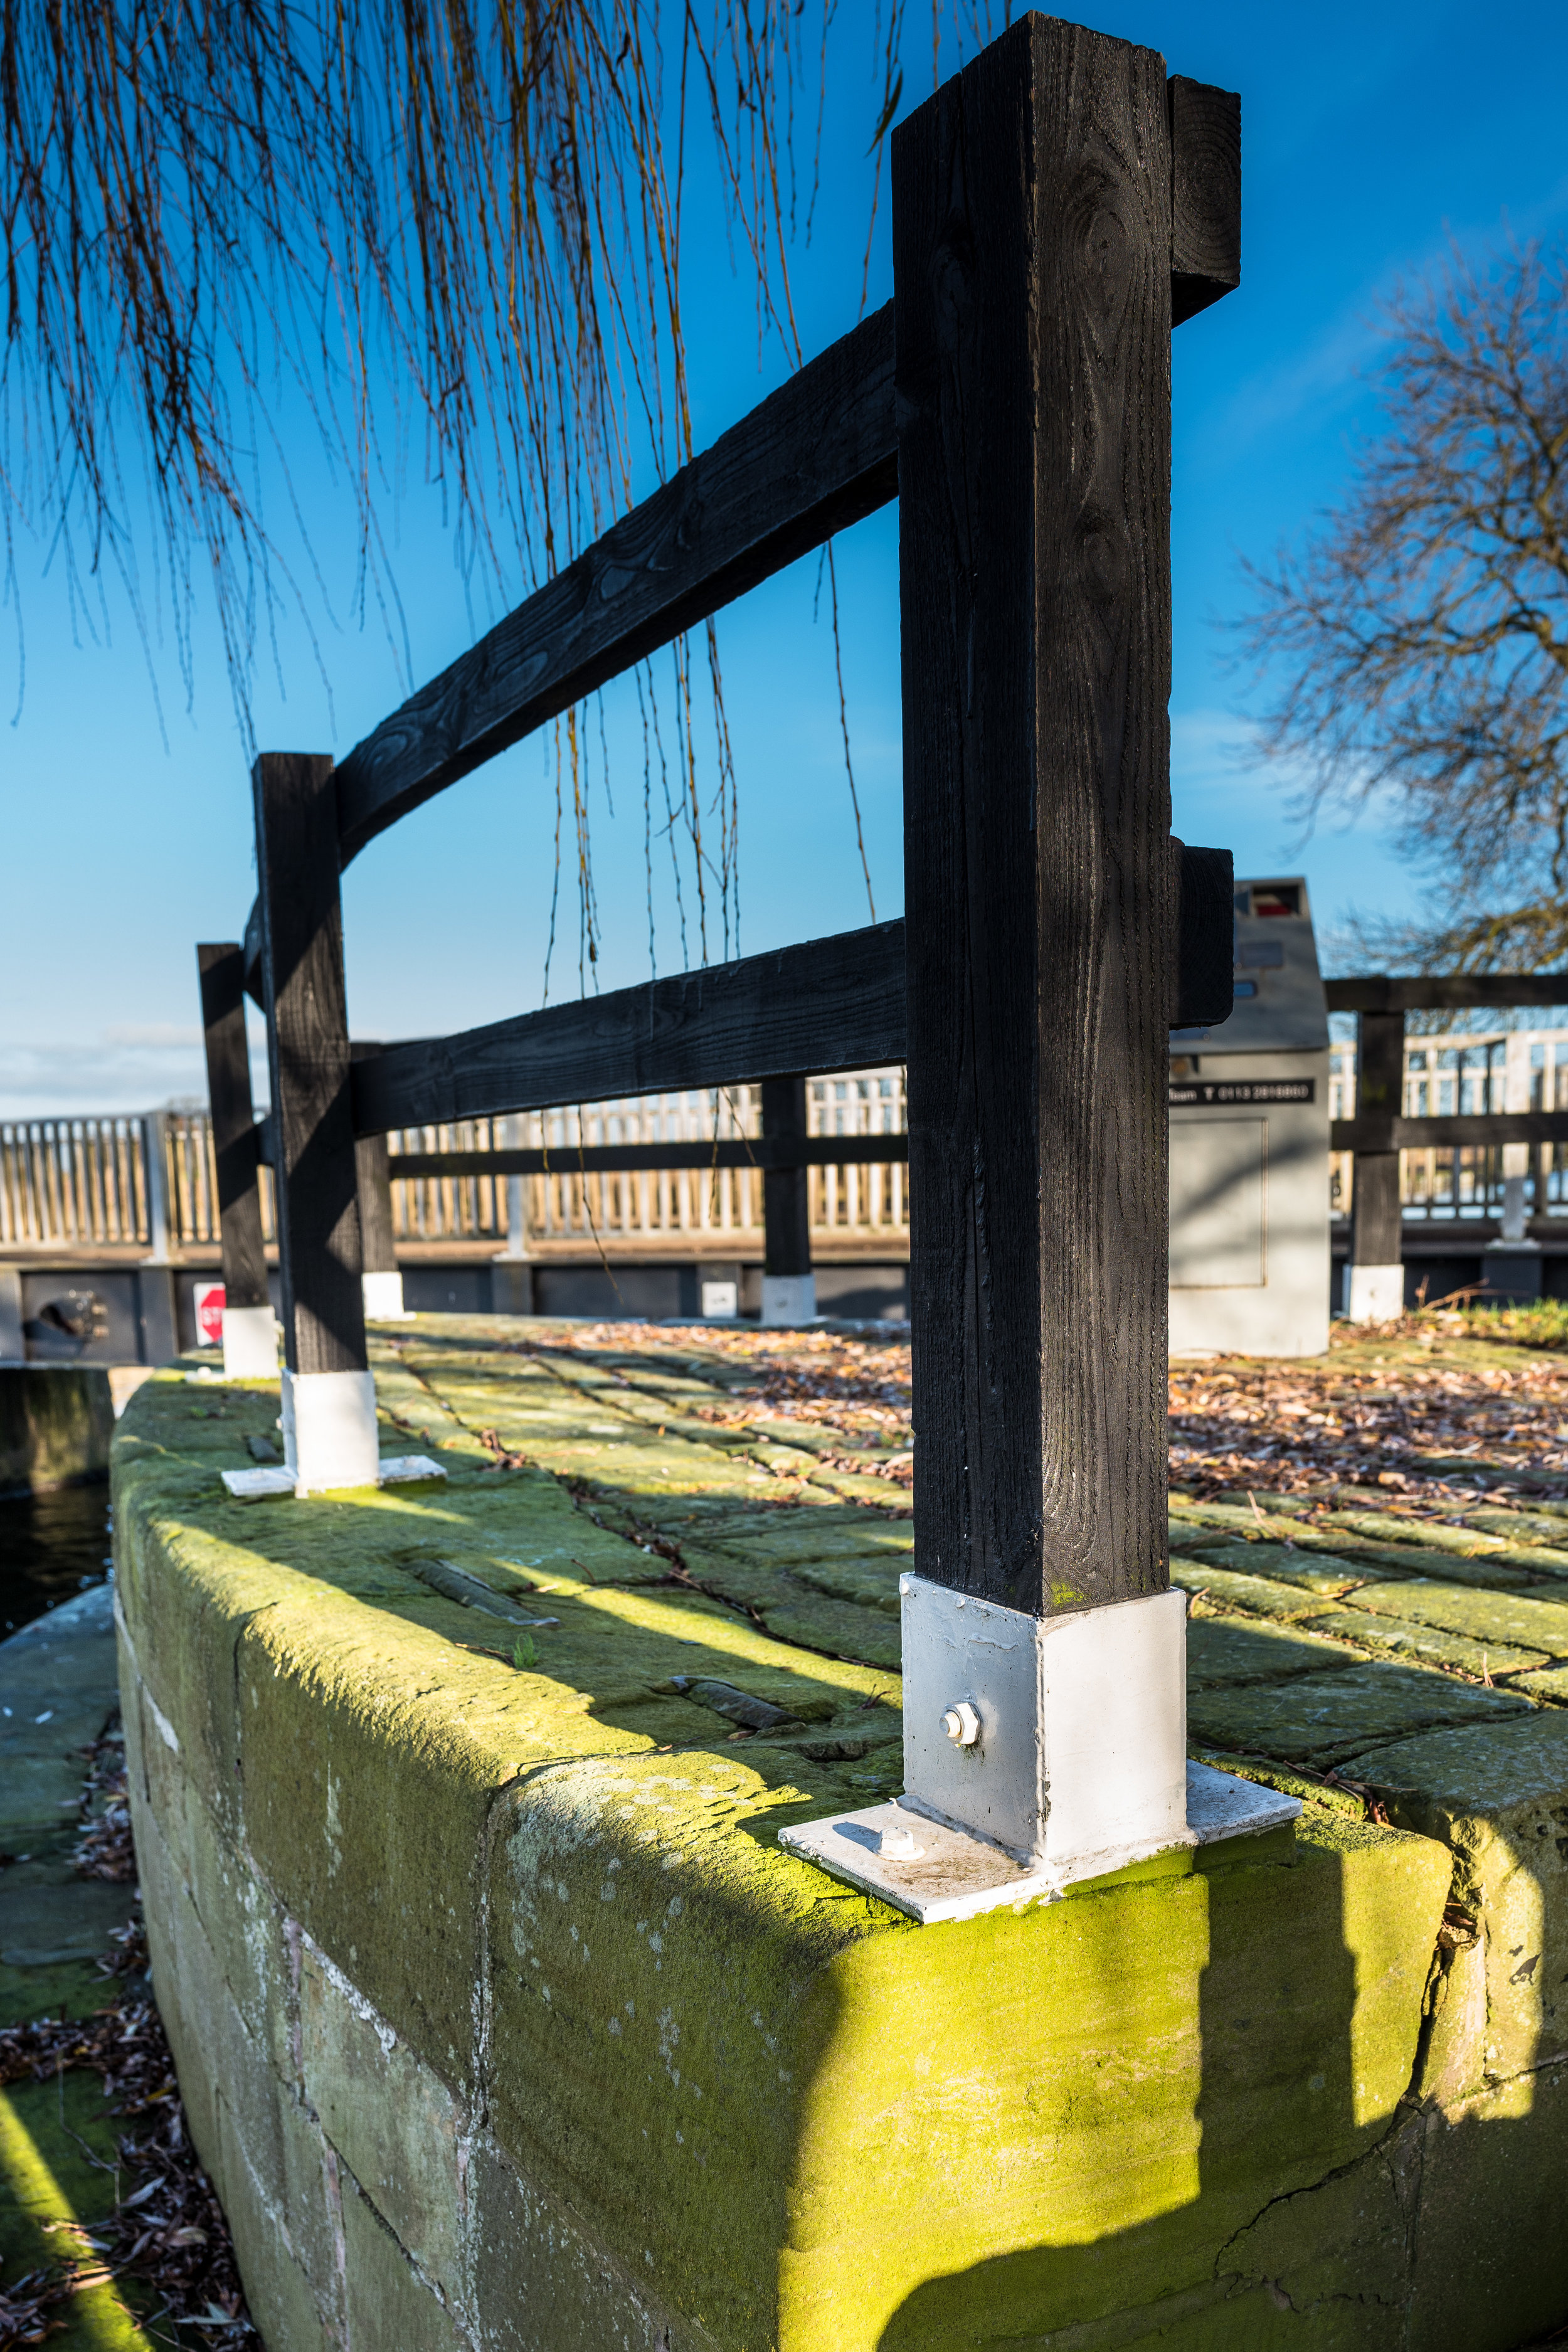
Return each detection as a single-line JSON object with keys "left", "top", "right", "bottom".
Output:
{"left": 112, "top": 1331, "right": 1568, "bottom": 2348}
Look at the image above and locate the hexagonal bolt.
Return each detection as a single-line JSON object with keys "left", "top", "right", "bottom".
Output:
{"left": 874, "top": 1821, "right": 924, "bottom": 1858}
{"left": 941, "top": 1700, "right": 982, "bottom": 1747}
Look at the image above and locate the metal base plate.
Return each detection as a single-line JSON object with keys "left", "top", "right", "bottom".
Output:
{"left": 777, "top": 1762, "right": 1301, "bottom": 1926}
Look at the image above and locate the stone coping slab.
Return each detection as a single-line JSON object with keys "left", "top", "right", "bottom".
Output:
{"left": 110, "top": 1325, "right": 1568, "bottom": 2349}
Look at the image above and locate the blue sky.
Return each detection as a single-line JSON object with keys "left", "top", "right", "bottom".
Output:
{"left": 3, "top": 0, "right": 1565, "bottom": 1116}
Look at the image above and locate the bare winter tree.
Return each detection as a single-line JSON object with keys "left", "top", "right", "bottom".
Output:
{"left": 0, "top": 0, "right": 999, "bottom": 975}
{"left": 1241, "top": 237, "right": 1568, "bottom": 972}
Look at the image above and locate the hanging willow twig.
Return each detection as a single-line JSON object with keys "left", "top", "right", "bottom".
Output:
{"left": 1, "top": 0, "right": 1006, "bottom": 968}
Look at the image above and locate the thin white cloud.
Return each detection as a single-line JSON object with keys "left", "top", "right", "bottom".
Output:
{"left": 0, "top": 1038, "right": 268, "bottom": 1123}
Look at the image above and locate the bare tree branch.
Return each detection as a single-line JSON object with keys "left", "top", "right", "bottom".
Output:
{"left": 1239, "top": 237, "right": 1568, "bottom": 970}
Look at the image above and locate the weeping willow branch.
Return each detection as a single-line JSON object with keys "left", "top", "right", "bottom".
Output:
{"left": 0, "top": 0, "right": 1005, "bottom": 973}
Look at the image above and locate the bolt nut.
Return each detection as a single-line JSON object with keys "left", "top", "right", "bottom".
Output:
{"left": 874, "top": 1821, "right": 923, "bottom": 1858}
{"left": 941, "top": 1700, "right": 982, "bottom": 1747}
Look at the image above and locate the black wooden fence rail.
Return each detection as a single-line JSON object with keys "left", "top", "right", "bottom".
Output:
{"left": 201, "top": 18, "right": 1242, "bottom": 1632}
{"left": 1325, "top": 975, "right": 1568, "bottom": 1285}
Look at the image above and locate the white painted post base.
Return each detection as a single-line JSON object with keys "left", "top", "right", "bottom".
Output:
{"left": 280, "top": 1369, "right": 381, "bottom": 1494}
{"left": 1346, "top": 1263, "right": 1404, "bottom": 1322}
{"left": 221, "top": 1305, "right": 278, "bottom": 1380}
{"left": 778, "top": 1574, "right": 1300, "bottom": 1924}
{"left": 362, "top": 1269, "right": 413, "bottom": 1321}
{"left": 761, "top": 1274, "right": 817, "bottom": 1325}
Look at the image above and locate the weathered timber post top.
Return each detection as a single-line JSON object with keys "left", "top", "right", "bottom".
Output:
{"left": 198, "top": 11, "right": 1286, "bottom": 1916}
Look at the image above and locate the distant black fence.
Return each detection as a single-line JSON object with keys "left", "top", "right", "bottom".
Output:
{"left": 1328, "top": 975, "right": 1568, "bottom": 1296}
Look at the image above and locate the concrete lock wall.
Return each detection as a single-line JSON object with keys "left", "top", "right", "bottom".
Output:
{"left": 112, "top": 1344, "right": 1568, "bottom": 2350}
{"left": 0, "top": 1364, "right": 116, "bottom": 1498}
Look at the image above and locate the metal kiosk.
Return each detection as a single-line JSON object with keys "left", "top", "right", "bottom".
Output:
{"left": 1168, "top": 874, "right": 1330, "bottom": 1357}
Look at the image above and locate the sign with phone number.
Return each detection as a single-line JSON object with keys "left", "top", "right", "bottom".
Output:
{"left": 1168, "top": 1080, "right": 1316, "bottom": 1107}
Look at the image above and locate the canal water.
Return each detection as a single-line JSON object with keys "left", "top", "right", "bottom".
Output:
{"left": 0, "top": 1481, "right": 114, "bottom": 1638}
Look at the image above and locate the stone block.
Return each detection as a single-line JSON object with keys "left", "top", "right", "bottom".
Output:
{"left": 0, "top": 1364, "right": 114, "bottom": 1494}
{"left": 235, "top": 1548, "right": 893, "bottom": 2089}
{"left": 467, "top": 2131, "right": 711, "bottom": 2352}
{"left": 127, "top": 1335, "right": 1562, "bottom": 2350}
{"left": 235, "top": 1601, "right": 521, "bottom": 2094}
{"left": 1342, "top": 1710, "right": 1568, "bottom": 2085}
{"left": 299, "top": 1939, "right": 466, "bottom": 2311}
{"left": 0, "top": 1872, "right": 139, "bottom": 1968}
{"left": 125, "top": 1647, "right": 197, "bottom": 1892}
{"left": 1344, "top": 1577, "right": 1568, "bottom": 1657}
{"left": 340, "top": 2166, "right": 467, "bottom": 2352}
{"left": 1185, "top": 1617, "right": 1357, "bottom": 1689}
{"left": 131, "top": 1785, "right": 224, "bottom": 2173}
{"left": 1408, "top": 2059, "right": 1568, "bottom": 2352}
{"left": 1509, "top": 1661, "right": 1568, "bottom": 1702}
{"left": 218, "top": 2121, "right": 334, "bottom": 2352}
{"left": 1169, "top": 1537, "right": 1365, "bottom": 1596}
{"left": 1298, "top": 1607, "right": 1545, "bottom": 1679}
{"left": 1217, "top": 2131, "right": 1411, "bottom": 2329}
{"left": 1171, "top": 1560, "right": 1337, "bottom": 1622}
{"left": 0, "top": 1749, "right": 90, "bottom": 1846}
{"left": 1187, "top": 1665, "right": 1530, "bottom": 1767}
{"left": 183, "top": 1777, "right": 294, "bottom": 2078}
{"left": 217, "top": 2054, "right": 344, "bottom": 2334}
{"left": 114, "top": 1449, "right": 289, "bottom": 1835}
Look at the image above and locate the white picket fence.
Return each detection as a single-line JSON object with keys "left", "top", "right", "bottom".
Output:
{"left": 0, "top": 1073, "right": 909, "bottom": 1258}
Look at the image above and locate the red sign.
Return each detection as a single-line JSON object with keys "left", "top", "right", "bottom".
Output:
{"left": 195, "top": 1283, "right": 226, "bottom": 1347}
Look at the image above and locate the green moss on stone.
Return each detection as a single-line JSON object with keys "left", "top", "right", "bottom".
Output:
{"left": 1296, "top": 1607, "right": 1547, "bottom": 1680}
{"left": 1189, "top": 1664, "right": 1532, "bottom": 1767}
{"left": 1185, "top": 1617, "right": 1359, "bottom": 1689}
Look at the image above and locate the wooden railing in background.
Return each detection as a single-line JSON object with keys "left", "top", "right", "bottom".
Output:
{"left": 0, "top": 1078, "right": 909, "bottom": 1259}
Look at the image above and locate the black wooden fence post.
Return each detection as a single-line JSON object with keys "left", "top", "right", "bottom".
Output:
{"left": 1348, "top": 1008, "right": 1406, "bottom": 1319}
{"left": 197, "top": 943, "right": 276, "bottom": 1375}
{"left": 252, "top": 753, "right": 379, "bottom": 1490}
{"left": 760, "top": 1075, "right": 815, "bottom": 1323}
{"left": 889, "top": 17, "right": 1195, "bottom": 1878}
{"left": 349, "top": 1042, "right": 407, "bottom": 1321}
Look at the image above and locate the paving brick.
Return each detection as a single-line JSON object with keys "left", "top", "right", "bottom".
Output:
{"left": 1187, "top": 1665, "right": 1531, "bottom": 1768}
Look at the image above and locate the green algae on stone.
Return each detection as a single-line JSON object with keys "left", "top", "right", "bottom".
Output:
{"left": 0, "top": 2072, "right": 163, "bottom": 2350}
{"left": 1172, "top": 1539, "right": 1366, "bottom": 1596}
{"left": 1170, "top": 1560, "right": 1333, "bottom": 1623}
{"left": 111, "top": 1337, "right": 1536, "bottom": 2351}
{"left": 1297, "top": 1608, "right": 1547, "bottom": 1680}
{"left": 1187, "top": 1749, "right": 1367, "bottom": 1820}
{"left": 791, "top": 1559, "right": 903, "bottom": 1617}
{"left": 1185, "top": 1617, "right": 1359, "bottom": 1690}
{"left": 1342, "top": 1577, "right": 1568, "bottom": 1658}
{"left": 1188, "top": 1664, "right": 1532, "bottom": 1769}
{"left": 1404, "top": 2059, "right": 1568, "bottom": 2352}
{"left": 1507, "top": 1663, "right": 1568, "bottom": 1703}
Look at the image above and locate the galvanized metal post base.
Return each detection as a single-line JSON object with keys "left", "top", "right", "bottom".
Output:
{"left": 779, "top": 1574, "right": 1299, "bottom": 1925}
